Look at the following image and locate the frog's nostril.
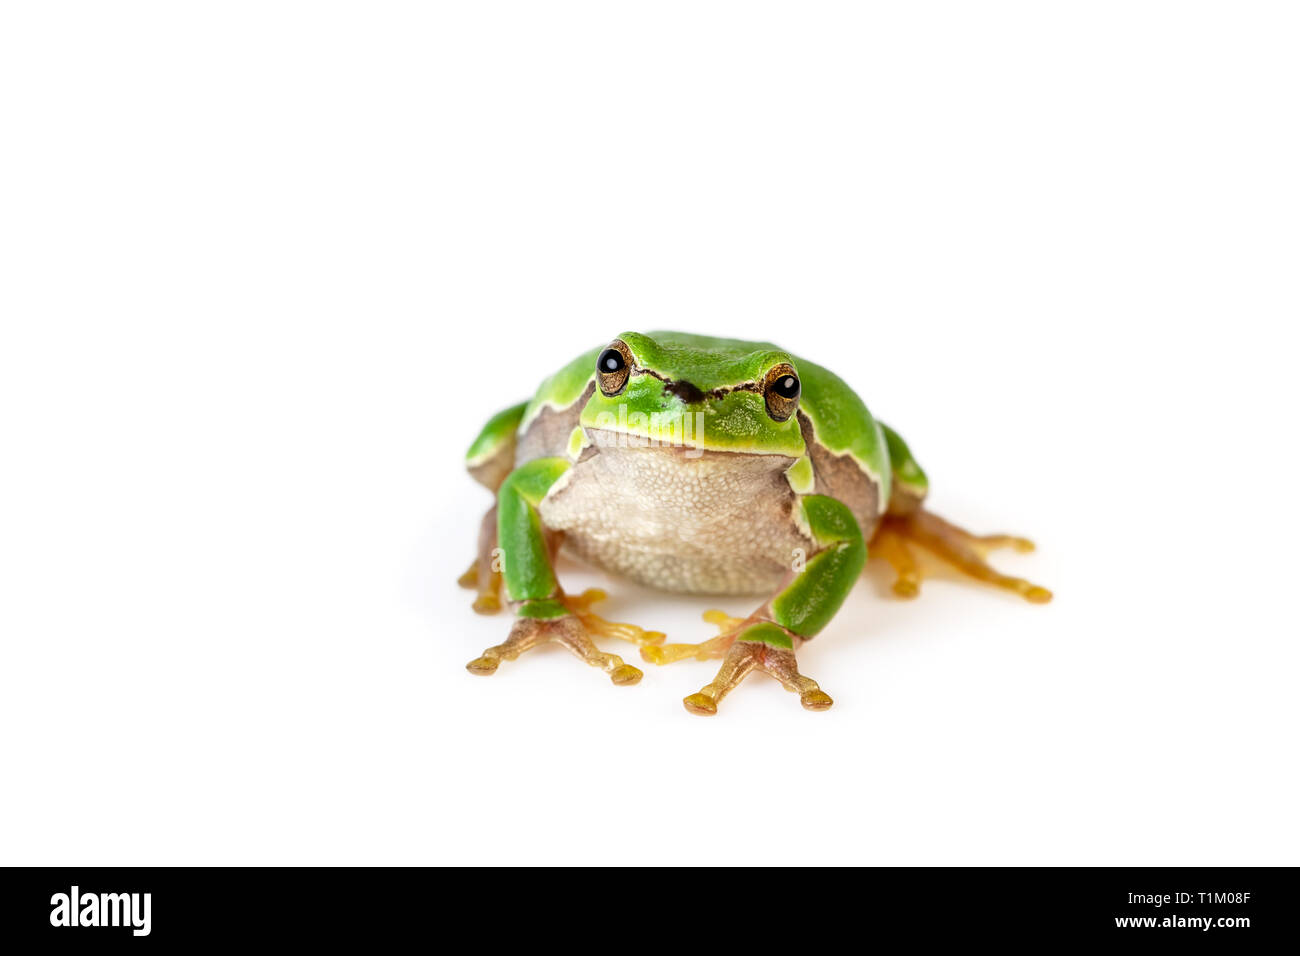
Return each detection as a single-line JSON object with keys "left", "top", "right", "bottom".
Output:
{"left": 663, "top": 379, "right": 707, "bottom": 404}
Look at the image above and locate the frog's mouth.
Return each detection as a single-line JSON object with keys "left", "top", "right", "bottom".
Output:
{"left": 582, "top": 426, "right": 797, "bottom": 467}
{"left": 585, "top": 423, "right": 709, "bottom": 460}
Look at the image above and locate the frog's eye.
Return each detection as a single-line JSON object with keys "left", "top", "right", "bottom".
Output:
{"left": 762, "top": 363, "right": 800, "bottom": 422}
{"left": 596, "top": 340, "right": 633, "bottom": 396}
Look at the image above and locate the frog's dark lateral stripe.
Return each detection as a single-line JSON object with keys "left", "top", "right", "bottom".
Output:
{"left": 661, "top": 379, "right": 708, "bottom": 404}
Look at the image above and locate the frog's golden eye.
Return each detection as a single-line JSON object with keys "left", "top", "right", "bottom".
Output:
{"left": 596, "top": 340, "right": 633, "bottom": 396}
{"left": 762, "top": 363, "right": 800, "bottom": 422}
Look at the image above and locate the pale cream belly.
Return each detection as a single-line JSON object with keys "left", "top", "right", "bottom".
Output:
{"left": 538, "top": 435, "right": 812, "bottom": 596}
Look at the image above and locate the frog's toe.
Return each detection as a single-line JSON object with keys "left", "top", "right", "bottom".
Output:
{"left": 466, "top": 655, "right": 500, "bottom": 675}
{"left": 640, "top": 637, "right": 730, "bottom": 665}
{"left": 550, "top": 620, "right": 644, "bottom": 686}
{"left": 974, "top": 533, "right": 1036, "bottom": 554}
{"left": 472, "top": 593, "right": 502, "bottom": 615}
{"left": 640, "top": 645, "right": 667, "bottom": 665}
{"left": 800, "top": 689, "right": 834, "bottom": 711}
{"left": 763, "top": 646, "right": 834, "bottom": 713}
{"left": 610, "top": 664, "right": 643, "bottom": 686}
{"left": 891, "top": 577, "right": 920, "bottom": 599}
{"left": 682, "top": 692, "right": 718, "bottom": 716}
{"left": 457, "top": 562, "right": 478, "bottom": 589}
{"left": 1023, "top": 584, "right": 1053, "bottom": 604}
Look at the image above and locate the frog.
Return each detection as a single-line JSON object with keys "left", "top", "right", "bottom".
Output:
{"left": 459, "top": 331, "right": 1051, "bottom": 716}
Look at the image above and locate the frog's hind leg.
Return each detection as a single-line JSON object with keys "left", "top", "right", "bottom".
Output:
{"left": 876, "top": 510, "right": 1052, "bottom": 604}
{"left": 460, "top": 401, "right": 529, "bottom": 614}
{"left": 459, "top": 504, "right": 505, "bottom": 614}
{"left": 870, "top": 523, "right": 922, "bottom": 598}
{"left": 873, "top": 421, "right": 1051, "bottom": 604}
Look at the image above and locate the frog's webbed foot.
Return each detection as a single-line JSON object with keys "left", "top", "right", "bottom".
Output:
{"left": 562, "top": 589, "right": 666, "bottom": 647}
{"left": 466, "top": 606, "right": 644, "bottom": 686}
{"left": 874, "top": 509, "right": 1052, "bottom": 603}
{"left": 678, "top": 624, "right": 833, "bottom": 717}
{"left": 640, "top": 608, "right": 744, "bottom": 665}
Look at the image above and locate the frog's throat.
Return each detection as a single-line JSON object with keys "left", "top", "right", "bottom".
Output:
{"left": 538, "top": 432, "right": 808, "bottom": 595}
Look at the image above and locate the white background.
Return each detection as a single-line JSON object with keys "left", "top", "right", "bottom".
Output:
{"left": 2, "top": 2, "right": 1296, "bottom": 866}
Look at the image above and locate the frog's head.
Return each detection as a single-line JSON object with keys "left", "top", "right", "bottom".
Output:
{"left": 578, "top": 331, "right": 806, "bottom": 458}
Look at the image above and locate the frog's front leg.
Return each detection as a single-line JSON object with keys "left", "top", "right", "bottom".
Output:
{"left": 645, "top": 494, "right": 866, "bottom": 716}
{"left": 465, "top": 457, "right": 645, "bottom": 686}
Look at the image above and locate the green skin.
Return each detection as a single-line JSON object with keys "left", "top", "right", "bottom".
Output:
{"left": 464, "top": 331, "right": 938, "bottom": 709}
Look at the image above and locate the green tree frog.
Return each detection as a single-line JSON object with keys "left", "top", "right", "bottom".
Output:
{"left": 460, "top": 332, "right": 1050, "bottom": 715}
